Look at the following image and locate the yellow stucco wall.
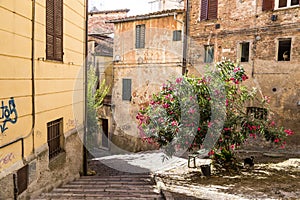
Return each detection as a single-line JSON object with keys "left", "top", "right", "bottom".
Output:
{"left": 0, "top": 0, "right": 85, "bottom": 175}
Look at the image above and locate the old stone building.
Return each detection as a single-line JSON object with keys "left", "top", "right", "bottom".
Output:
{"left": 105, "top": 9, "right": 185, "bottom": 152}
{"left": 0, "top": 0, "right": 86, "bottom": 199}
{"left": 187, "top": 0, "right": 300, "bottom": 143}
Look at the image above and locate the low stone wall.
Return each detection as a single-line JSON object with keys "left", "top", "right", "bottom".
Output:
{"left": 0, "top": 130, "right": 83, "bottom": 200}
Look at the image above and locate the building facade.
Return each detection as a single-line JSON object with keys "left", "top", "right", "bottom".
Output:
{"left": 106, "top": 9, "right": 185, "bottom": 152}
{"left": 187, "top": 0, "right": 300, "bottom": 143}
{"left": 0, "top": 0, "right": 86, "bottom": 199}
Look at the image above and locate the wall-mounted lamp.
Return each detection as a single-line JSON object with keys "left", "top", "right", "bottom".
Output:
{"left": 114, "top": 55, "right": 121, "bottom": 62}
{"left": 271, "top": 15, "right": 278, "bottom": 21}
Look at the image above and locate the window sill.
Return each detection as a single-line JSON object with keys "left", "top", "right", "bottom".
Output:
{"left": 274, "top": 5, "right": 299, "bottom": 11}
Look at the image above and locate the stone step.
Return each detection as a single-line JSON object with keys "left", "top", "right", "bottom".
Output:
{"left": 34, "top": 173, "right": 163, "bottom": 200}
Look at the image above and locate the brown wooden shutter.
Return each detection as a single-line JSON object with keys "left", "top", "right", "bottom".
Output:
{"left": 207, "top": 0, "right": 218, "bottom": 20}
{"left": 262, "top": 0, "right": 274, "bottom": 11}
{"left": 46, "top": 0, "right": 55, "bottom": 60}
{"left": 46, "top": 0, "right": 63, "bottom": 61}
{"left": 200, "top": 0, "right": 208, "bottom": 20}
{"left": 54, "top": 0, "right": 63, "bottom": 61}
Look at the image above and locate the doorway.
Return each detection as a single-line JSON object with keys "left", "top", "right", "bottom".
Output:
{"left": 101, "top": 118, "right": 109, "bottom": 148}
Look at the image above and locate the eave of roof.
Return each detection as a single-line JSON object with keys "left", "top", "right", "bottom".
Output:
{"left": 89, "top": 9, "right": 130, "bottom": 15}
{"left": 106, "top": 9, "right": 185, "bottom": 23}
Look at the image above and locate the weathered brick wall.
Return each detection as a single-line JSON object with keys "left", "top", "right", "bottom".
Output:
{"left": 188, "top": 0, "right": 300, "bottom": 145}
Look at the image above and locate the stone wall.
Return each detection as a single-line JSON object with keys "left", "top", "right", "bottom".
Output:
{"left": 0, "top": 131, "right": 83, "bottom": 199}
{"left": 187, "top": 0, "right": 300, "bottom": 144}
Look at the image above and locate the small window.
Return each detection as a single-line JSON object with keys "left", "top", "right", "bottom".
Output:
{"left": 275, "top": 0, "right": 299, "bottom": 9}
{"left": 173, "top": 30, "right": 182, "bottom": 41}
{"left": 240, "top": 42, "right": 250, "bottom": 62}
{"left": 122, "top": 79, "right": 132, "bottom": 101}
{"left": 204, "top": 45, "right": 214, "bottom": 63}
{"left": 47, "top": 118, "right": 64, "bottom": 159}
{"left": 277, "top": 38, "right": 291, "bottom": 61}
{"left": 200, "top": 0, "right": 218, "bottom": 20}
{"left": 136, "top": 24, "right": 145, "bottom": 49}
{"left": 247, "top": 107, "right": 268, "bottom": 120}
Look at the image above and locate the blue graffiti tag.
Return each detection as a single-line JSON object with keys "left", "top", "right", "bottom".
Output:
{"left": 0, "top": 97, "right": 18, "bottom": 134}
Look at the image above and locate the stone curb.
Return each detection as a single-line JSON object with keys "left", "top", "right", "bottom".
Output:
{"left": 153, "top": 174, "right": 174, "bottom": 200}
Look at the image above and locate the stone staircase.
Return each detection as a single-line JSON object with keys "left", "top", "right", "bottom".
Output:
{"left": 32, "top": 174, "right": 163, "bottom": 200}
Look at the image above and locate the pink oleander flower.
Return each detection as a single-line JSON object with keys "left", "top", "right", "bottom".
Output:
{"left": 162, "top": 103, "right": 169, "bottom": 108}
{"left": 176, "top": 77, "right": 183, "bottom": 84}
{"left": 274, "top": 138, "right": 280, "bottom": 143}
{"left": 171, "top": 120, "right": 178, "bottom": 127}
{"left": 284, "top": 129, "right": 294, "bottom": 136}
{"left": 208, "top": 150, "right": 215, "bottom": 156}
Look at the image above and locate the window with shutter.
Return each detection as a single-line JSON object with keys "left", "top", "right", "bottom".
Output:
{"left": 136, "top": 24, "right": 145, "bottom": 49}
{"left": 271, "top": 0, "right": 299, "bottom": 10}
{"left": 173, "top": 30, "right": 182, "bottom": 41}
{"left": 200, "top": 0, "right": 217, "bottom": 21}
{"left": 122, "top": 79, "right": 132, "bottom": 101}
{"left": 46, "top": 0, "right": 63, "bottom": 61}
{"left": 262, "top": 0, "right": 274, "bottom": 10}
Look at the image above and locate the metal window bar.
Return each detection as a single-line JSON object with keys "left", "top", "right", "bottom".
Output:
{"left": 247, "top": 107, "right": 268, "bottom": 120}
{"left": 47, "top": 118, "right": 63, "bottom": 159}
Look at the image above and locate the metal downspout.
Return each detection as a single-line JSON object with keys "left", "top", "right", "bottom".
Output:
{"left": 182, "top": 0, "right": 190, "bottom": 75}
{"left": 0, "top": 0, "right": 36, "bottom": 158}
{"left": 83, "top": 0, "right": 88, "bottom": 176}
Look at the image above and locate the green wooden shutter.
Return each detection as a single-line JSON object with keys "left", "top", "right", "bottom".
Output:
{"left": 122, "top": 79, "right": 132, "bottom": 101}
{"left": 136, "top": 25, "right": 145, "bottom": 49}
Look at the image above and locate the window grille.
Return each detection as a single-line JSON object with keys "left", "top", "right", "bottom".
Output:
{"left": 47, "top": 118, "right": 64, "bottom": 159}
{"left": 247, "top": 107, "right": 268, "bottom": 120}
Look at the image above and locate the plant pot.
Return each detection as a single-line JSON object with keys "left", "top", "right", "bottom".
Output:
{"left": 200, "top": 164, "right": 211, "bottom": 176}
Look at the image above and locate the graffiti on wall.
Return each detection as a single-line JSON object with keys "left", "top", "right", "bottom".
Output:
{"left": 0, "top": 97, "right": 18, "bottom": 134}
{"left": 0, "top": 152, "right": 15, "bottom": 169}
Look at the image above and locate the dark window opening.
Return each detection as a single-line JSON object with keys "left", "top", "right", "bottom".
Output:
{"left": 122, "top": 79, "right": 132, "bottom": 101}
{"left": 277, "top": 38, "right": 291, "bottom": 61}
{"left": 247, "top": 107, "right": 268, "bottom": 120}
{"left": 136, "top": 24, "right": 145, "bottom": 49}
{"left": 204, "top": 45, "right": 214, "bottom": 63}
{"left": 47, "top": 118, "right": 64, "bottom": 159}
{"left": 279, "top": 0, "right": 287, "bottom": 7}
{"left": 240, "top": 42, "right": 250, "bottom": 62}
{"left": 17, "top": 165, "right": 28, "bottom": 195}
{"left": 173, "top": 30, "right": 182, "bottom": 41}
{"left": 291, "top": 0, "right": 299, "bottom": 6}
{"left": 46, "top": 0, "right": 63, "bottom": 61}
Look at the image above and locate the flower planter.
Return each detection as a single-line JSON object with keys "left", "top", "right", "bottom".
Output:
{"left": 200, "top": 164, "right": 211, "bottom": 176}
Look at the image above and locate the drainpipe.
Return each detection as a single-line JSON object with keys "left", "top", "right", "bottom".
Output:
{"left": 83, "top": 0, "right": 88, "bottom": 176}
{"left": 31, "top": 0, "right": 36, "bottom": 155}
{"left": 182, "top": 0, "right": 190, "bottom": 75}
{"left": 0, "top": 0, "right": 36, "bottom": 159}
